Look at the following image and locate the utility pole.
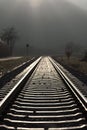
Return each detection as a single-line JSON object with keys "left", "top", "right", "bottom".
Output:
{"left": 26, "top": 44, "right": 29, "bottom": 56}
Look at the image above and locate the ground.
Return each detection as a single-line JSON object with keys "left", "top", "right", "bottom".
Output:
{"left": 0, "top": 56, "right": 32, "bottom": 77}
{"left": 55, "top": 56, "right": 87, "bottom": 75}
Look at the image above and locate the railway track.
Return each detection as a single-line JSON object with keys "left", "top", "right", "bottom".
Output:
{"left": 0, "top": 57, "right": 87, "bottom": 130}
{"left": 0, "top": 57, "right": 38, "bottom": 101}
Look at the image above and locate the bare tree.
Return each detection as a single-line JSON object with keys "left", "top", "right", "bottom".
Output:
{"left": 65, "top": 42, "right": 74, "bottom": 60}
{"left": 0, "top": 39, "right": 10, "bottom": 57}
{"left": 0, "top": 27, "right": 18, "bottom": 55}
{"left": 65, "top": 42, "right": 82, "bottom": 61}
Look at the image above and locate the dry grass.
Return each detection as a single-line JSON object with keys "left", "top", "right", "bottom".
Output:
{"left": 57, "top": 56, "right": 87, "bottom": 74}
{"left": 0, "top": 57, "right": 32, "bottom": 77}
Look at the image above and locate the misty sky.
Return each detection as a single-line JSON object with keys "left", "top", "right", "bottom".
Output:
{"left": 0, "top": 0, "right": 87, "bottom": 55}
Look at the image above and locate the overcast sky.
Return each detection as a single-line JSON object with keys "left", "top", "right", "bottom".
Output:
{"left": 67, "top": 0, "right": 87, "bottom": 11}
{"left": 0, "top": 0, "right": 87, "bottom": 55}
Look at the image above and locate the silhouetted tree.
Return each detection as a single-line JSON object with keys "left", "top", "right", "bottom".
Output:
{"left": 65, "top": 42, "right": 73, "bottom": 60}
{"left": 0, "top": 39, "right": 10, "bottom": 57}
{"left": 0, "top": 27, "right": 18, "bottom": 55}
{"left": 65, "top": 41, "right": 80, "bottom": 60}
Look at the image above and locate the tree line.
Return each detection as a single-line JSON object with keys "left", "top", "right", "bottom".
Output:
{"left": 0, "top": 26, "right": 87, "bottom": 60}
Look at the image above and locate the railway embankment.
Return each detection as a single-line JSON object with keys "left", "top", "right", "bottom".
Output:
{"left": 53, "top": 56, "right": 87, "bottom": 85}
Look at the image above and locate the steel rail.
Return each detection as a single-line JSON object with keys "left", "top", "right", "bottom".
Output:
{"left": 0, "top": 57, "right": 42, "bottom": 117}
{"left": 0, "top": 57, "right": 37, "bottom": 88}
{"left": 49, "top": 57, "right": 87, "bottom": 117}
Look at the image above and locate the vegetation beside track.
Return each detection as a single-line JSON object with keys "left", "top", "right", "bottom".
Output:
{"left": 0, "top": 57, "right": 32, "bottom": 77}
{"left": 53, "top": 56, "right": 87, "bottom": 75}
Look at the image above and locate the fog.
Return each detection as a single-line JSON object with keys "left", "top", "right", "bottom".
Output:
{"left": 0, "top": 0, "right": 87, "bottom": 55}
